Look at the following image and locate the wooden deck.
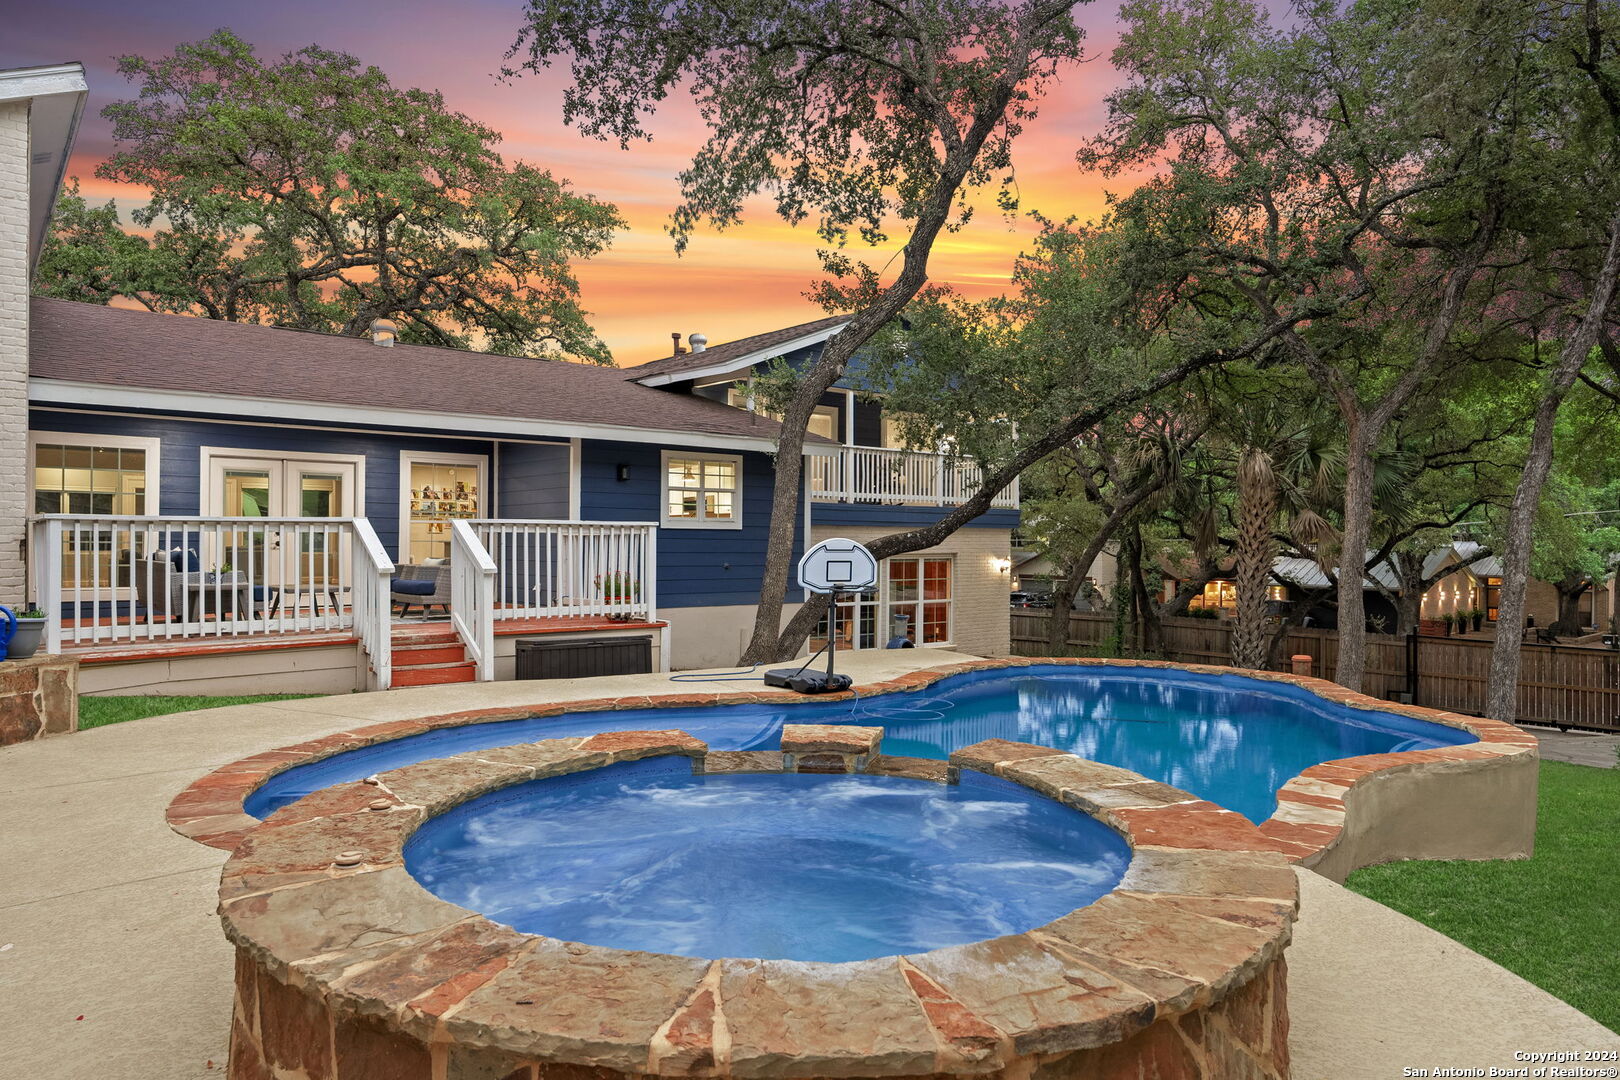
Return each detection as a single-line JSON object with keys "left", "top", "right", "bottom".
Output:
{"left": 61, "top": 614, "right": 667, "bottom": 666}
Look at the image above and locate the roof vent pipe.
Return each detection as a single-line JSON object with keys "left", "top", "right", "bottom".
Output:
{"left": 370, "top": 319, "right": 398, "bottom": 347}
{"left": 671, "top": 331, "right": 686, "bottom": 355}
{"left": 689, "top": 332, "right": 708, "bottom": 353}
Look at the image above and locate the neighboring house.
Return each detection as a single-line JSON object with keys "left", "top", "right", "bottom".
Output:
{"left": 626, "top": 325, "right": 1019, "bottom": 657}
{"left": 1153, "top": 541, "right": 1617, "bottom": 634}
{"left": 1423, "top": 540, "right": 1617, "bottom": 632}
{"left": 1159, "top": 555, "right": 1399, "bottom": 630}
{"left": 0, "top": 62, "right": 1018, "bottom": 695}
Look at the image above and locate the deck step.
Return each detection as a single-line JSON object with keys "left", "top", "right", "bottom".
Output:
{"left": 390, "top": 643, "right": 466, "bottom": 666}
{"left": 391, "top": 661, "right": 477, "bottom": 687}
{"left": 391, "top": 628, "right": 460, "bottom": 646}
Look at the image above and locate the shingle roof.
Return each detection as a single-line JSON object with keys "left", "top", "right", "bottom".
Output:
{"left": 626, "top": 315, "right": 849, "bottom": 383}
{"left": 29, "top": 298, "right": 823, "bottom": 447}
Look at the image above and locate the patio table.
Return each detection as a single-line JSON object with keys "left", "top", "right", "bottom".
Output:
{"left": 185, "top": 574, "right": 252, "bottom": 622}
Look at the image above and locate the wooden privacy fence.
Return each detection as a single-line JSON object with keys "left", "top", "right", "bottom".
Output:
{"left": 1010, "top": 611, "right": 1620, "bottom": 733}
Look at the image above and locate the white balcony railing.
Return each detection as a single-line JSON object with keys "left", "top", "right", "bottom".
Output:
{"left": 809, "top": 446, "right": 1020, "bottom": 509}
{"left": 28, "top": 515, "right": 395, "bottom": 684}
{"left": 470, "top": 519, "right": 658, "bottom": 623}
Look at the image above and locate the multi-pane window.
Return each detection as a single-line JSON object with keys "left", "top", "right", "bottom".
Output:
{"left": 809, "top": 557, "right": 953, "bottom": 650}
{"left": 31, "top": 437, "right": 159, "bottom": 591}
{"left": 33, "top": 444, "right": 149, "bottom": 515}
{"left": 663, "top": 454, "right": 742, "bottom": 528}
{"left": 888, "top": 557, "right": 952, "bottom": 644}
{"left": 1484, "top": 577, "right": 1501, "bottom": 622}
{"left": 810, "top": 591, "right": 880, "bottom": 652}
{"left": 1190, "top": 580, "right": 1238, "bottom": 613}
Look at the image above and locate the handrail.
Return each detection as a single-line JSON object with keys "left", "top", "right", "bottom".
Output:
{"left": 28, "top": 513, "right": 361, "bottom": 648}
{"left": 808, "top": 446, "right": 1020, "bottom": 509}
{"left": 349, "top": 518, "right": 396, "bottom": 690}
{"left": 472, "top": 520, "right": 657, "bottom": 622}
{"left": 449, "top": 520, "right": 498, "bottom": 682}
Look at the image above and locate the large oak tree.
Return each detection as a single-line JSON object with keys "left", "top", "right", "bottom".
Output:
{"left": 36, "top": 30, "right": 625, "bottom": 361}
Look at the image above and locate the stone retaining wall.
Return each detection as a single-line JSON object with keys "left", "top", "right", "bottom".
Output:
{"left": 221, "top": 730, "right": 1296, "bottom": 1080}
{"left": 0, "top": 654, "right": 78, "bottom": 746}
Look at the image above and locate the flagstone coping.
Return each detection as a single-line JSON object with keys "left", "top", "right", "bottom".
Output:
{"left": 169, "top": 657, "right": 1537, "bottom": 871}
{"left": 221, "top": 729, "right": 1297, "bottom": 1078}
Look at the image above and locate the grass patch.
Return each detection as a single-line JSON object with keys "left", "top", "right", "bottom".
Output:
{"left": 1346, "top": 760, "right": 1620, "bottom": 1033}
{"left": 79, "top": 693, "right": 323, "bottom": 729}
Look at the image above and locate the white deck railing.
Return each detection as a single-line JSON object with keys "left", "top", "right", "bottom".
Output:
{"left": 809, "top": 447, "right": 1020, "bottom": 509}
{"left": 350, "top": 518, "right": 397, "bottom": 690}
{"left": 449, "top": 520, "right": 497, "bottom": 682}
{"left": 470, "top": 519, "right": 658, "bottom": 623}
{"left": 29, "top": 515, "right": 380, "bottom": 653}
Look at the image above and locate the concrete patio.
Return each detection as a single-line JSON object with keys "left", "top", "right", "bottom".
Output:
{"left": 1, "top": 649, "right": 1615, "bottom": 1078}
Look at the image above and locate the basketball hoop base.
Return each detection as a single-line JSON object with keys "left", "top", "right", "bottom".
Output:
{"left": 763, "top": 668, "right": 853, "bottom": 694}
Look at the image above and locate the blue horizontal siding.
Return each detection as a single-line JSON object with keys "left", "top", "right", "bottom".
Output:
{"left": 30, "top": 408, "right": 493, "bottom": 556}
{"left": 578, "top": 439, "right": 805, "bottom": 609}
{"left": 498, "top": 443, "right": 571, "bottom": 519}
{"left": 812, "top": 504, "right": 1020, "bottom": 530}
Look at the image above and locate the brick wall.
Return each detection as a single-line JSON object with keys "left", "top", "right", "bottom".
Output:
{"left": 0, "top": 100, "right": 30, "bottom": 604}
{"left": 811, "top": 523, "right": 1012, "bottom": 658}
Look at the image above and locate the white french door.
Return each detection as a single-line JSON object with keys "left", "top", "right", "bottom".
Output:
{"left": 202, "top": 451, "right": 362, "bottom": 601}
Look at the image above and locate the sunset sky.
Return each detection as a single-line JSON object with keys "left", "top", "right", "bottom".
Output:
{"left": 2, "top": 1, "right": 1147, "bottom": 365}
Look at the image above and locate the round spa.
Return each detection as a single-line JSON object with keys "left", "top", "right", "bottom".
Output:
{"left": 220, "top": 726, "right": 1298, "bottom": 1080}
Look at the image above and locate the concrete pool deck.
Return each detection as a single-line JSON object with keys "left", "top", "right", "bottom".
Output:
{"left": 1, "top": 649, "right": 1615, "bottom": 1078}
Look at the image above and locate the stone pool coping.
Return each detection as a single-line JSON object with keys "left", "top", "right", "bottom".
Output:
{"left": 220, "top": 728, "right": 1298, "bottom": 1077}
{"left": 167, "top": 657, "right": 1539, "bottom": 876}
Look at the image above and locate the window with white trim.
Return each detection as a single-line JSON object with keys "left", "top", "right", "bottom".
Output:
{"left": 662, "top": 452, "right": 743, "bottom": 528}
{"left": 810, "top": 555, "right": 955, "bottom": 649}
{"left": 887, "top": 556, "right": 953, "bottom": 644}
{"left": 28, "top": 432, "right": 162, "bottom": 591}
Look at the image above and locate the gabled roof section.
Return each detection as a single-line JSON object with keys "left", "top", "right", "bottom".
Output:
{"left": 627, "top": 315, "right": 850, "bottom": 387}
{"left": 0, "top": 62, "right": 88, "bottom": 271}
{"left": 28, "top": 298, "right": 834, "bottom": 452}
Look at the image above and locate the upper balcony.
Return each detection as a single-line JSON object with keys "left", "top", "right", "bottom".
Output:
{"left": 808, "top": 446, "right": 1019, "bottom": 510}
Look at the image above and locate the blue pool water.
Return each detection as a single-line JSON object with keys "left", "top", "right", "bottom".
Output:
{"left": 403, "top": 757, "right": 1131, "bottom": 962}
{"left": 246, "top": 665, "right": 1476, "bottom": 824}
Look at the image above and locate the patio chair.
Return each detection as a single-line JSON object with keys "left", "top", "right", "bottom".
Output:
{"left": 392, "top": 563, "right": 451, "bottom": 619}
{"left": 133, "top": 551, "right": 203, "bottom": 623}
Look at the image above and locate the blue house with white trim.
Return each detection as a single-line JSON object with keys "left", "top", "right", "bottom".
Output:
{"left": 2, "top": 62, "right": 1017, "bottom": 694}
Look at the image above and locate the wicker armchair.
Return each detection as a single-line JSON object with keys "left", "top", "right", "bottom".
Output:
{"left": 391, "top": 563, "right": 451, "bottom": 619}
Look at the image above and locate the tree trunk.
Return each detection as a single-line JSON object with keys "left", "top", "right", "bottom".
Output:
{"left": 1487, "top": 209, "right": 1620, "bottom": 721}
{"left": 1231, "top": 448, "right": 1277, "bottom": 670}
{"left": 1046, "top": 564, "right": 1084, "bottom": 656}
{"left": 1335, "top": 422, "right": 1375, "bottom": 690}
{"left": 1551, "top": 575, "right": 1591, "bottom": 635}
{"left": 1127, "top": 526, "right": 1162, "bottom": 654}
{"left": 1396, "top": 551, "right": 1424, "bottom": 636}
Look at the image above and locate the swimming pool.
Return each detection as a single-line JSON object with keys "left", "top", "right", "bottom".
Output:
{"left": 403, "top": 756, "right": 1132, "bottom": 962}
{"left": 245, "top": 664, "right": 1476, "bottom": 824}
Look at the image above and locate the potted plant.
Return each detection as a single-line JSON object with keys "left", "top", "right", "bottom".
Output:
{"left": 1440, "top": 612, "right": 1455, "bottom": 636}
{"left": 5, "top": 604, "right": 48, "bottom": 660}
{"left": 593, "top": 571, "right": 642, "bottom": 619}
{"left": 1469, "top": 607, "right": 1485, "bottom": 632}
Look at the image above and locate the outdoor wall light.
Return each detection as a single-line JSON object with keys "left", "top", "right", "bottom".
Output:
{"left": 616, "top": 464, "right": 631, "bottom": 482}
{"left": 992, "top": 556, "right": 1011, "bottom": 574}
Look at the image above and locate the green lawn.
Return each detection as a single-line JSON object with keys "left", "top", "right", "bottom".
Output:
{"left": 1347, "top": 760, "right": 1620, "bottom": 1033}
{"left": 78, "top": 693, "right": 323, "bottom": 729}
